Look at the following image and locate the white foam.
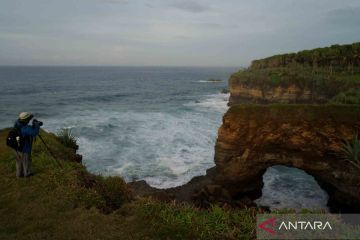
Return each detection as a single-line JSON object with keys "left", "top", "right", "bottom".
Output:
{"left": 186, "top": 93, "right": 230, "bottom": 112}
{"left": 255, "top": 166, "right": 329, "bottom": 211}
{"left": 197, "top": 80, "right": 223, "bottom": 83}
{"left": 43, "top": 95, "right": 227, "bottom": 188}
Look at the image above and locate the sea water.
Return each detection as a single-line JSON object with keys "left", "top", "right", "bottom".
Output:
{"left": 0, "top": 66, "right": 328, "bottom": 210}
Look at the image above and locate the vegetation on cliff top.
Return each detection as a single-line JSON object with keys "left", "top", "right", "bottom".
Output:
{"left": 230, "top": 42, "right": 360, "bottom": 102}
{"left": 251, "top": 42, "right": 360, "bottom": 71}
{"left": 0, "top": 129, "right": 258, "bottom": 240}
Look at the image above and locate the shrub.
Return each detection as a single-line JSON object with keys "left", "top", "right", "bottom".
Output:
{"left": 94, "top": 176, "right": 131, "bottom": 213}
{"left": 76, "top": 169, "right": 131, "bottom": 213}
{"left": 341, "top": 134, "right": 360, "bottom": 170}
{"left": 331, "top": 89, "right": 360, "bottom": 104}
{"left": 56, "top": 128, "right": 78, "bottom": 150}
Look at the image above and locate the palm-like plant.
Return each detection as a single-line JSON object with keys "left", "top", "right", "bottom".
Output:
{"left": 56, "top": 128, "right": 78, "bottom": 150}
{"left": 341, "top": 133, "right": 360, "bottom": 170}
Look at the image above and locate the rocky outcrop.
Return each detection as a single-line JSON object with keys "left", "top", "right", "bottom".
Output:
{"left": 129, "top": 167, "right": 253, "bottom": 208}
{"left": 129, "top": 167, "right": 218, "bottom": 204}
{"left": 228, "top": 83, "right": 326, "bottom": 105}
{"left": 214, "top": 104, "right": 360, "bottom": 212}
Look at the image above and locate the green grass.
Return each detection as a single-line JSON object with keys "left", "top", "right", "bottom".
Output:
{"left": 135, "top": 199, "right": 257, "bottom": 240}
{"left": 0, "top": 128, "right": 261, "bottom": 240}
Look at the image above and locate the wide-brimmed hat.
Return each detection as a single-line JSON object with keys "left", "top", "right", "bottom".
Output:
{"left": 19, "top": 112, "right": 34, "bottom": 121}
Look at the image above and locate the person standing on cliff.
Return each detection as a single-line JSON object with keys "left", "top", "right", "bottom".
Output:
{"left": 13, "top": 112, "right": 41, "bottom": 177}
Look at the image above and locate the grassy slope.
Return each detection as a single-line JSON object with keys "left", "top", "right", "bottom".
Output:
{"left": 0, "top": 129, "right": 256, "bottom": 240}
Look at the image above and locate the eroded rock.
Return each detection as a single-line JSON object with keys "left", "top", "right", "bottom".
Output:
{"left": 214, "top": 104, "right": 360, "bottom": 212}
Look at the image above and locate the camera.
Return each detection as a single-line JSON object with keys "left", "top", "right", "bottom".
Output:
{"left": 33, "top": 119, "right": 43, "bottom": 127}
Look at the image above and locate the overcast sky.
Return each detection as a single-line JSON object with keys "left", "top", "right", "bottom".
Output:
{"left": 0, "top": 0, "right": 359, "bottom": 67}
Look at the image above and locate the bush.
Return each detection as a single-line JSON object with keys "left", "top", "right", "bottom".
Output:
{"left": 57, "top": 128, "right": 78, "bottom": 150}
{"left": 331, "top": 89, "right": 360, "bottom": 104}
{"left": 76, "top": 169, "right": 131, "bottom": 213}
{"left": 94, "top": 176, "right": 131, "bottom": 213}
{"left": 341, "top": 134, "right": 360, "bottom": 170}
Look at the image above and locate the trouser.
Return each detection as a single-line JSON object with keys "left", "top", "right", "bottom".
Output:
{"left": 16, "top": 152, "right": 32, "bottom": 177}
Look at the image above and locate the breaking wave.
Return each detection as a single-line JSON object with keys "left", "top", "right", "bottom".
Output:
{"left": 44, "top": 93, "right": 228, "bottom": 188}
{"left": 255, "top": 165, "right": 329, "bottom": 211}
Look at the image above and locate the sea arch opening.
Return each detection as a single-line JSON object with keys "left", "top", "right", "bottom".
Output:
{"left": 255, "top": 165, "right": 329, "bottom": 211}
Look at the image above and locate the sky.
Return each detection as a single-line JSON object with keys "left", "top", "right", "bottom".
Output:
{"left": 0, "top": 0, "right": 359, "bottom": 67}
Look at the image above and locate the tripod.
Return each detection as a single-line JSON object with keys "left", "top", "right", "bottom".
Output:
{"left": 38, "top": 134, "right": 63, "bottom": 168}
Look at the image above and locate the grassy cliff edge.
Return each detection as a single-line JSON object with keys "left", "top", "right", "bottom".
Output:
{"left": 0, "top": 129, "right": 256, "bottom": 240}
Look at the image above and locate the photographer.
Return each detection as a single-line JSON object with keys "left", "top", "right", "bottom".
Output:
{"left": 14, "top": 112, "right": 42, "bottom": 178}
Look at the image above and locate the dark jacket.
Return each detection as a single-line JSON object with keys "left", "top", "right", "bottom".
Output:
{"left": 14, "top": 120, "right": 40, "bottom": 153}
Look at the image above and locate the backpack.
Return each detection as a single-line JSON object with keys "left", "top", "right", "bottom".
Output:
{"left": 6, "top": 126, "right": 24, "bottom": 151}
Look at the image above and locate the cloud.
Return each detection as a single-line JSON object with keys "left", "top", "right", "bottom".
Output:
{"left": 1, "top": 0, "right": 360, "bottom": 66}
{"left": 169, "top": 0, "right": 211, "bottom": 13}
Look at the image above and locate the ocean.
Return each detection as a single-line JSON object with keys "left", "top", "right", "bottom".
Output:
{"left": 0, "top": 66, "right": 328, "bottom": 210}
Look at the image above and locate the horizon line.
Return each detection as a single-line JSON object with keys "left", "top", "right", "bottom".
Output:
{"left": 0, "top": 65, "right": 243, "bottom": 68}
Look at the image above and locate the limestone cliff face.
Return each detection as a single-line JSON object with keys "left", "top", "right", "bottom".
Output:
{"left": 129, "top": 105, "right": 360, "bottom": 211}
{"left": 228, "top": 82, "right": 325, "bottom": 105}
{"left": 214, "top": 105, "right": 360, "bottom": 211}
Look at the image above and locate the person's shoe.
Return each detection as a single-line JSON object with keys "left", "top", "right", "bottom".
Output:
{"left": 25, "top": 173, "right": 34, "bottom": 178}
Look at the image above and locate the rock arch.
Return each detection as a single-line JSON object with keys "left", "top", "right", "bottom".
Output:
{"left": 213, "top": 105, "right": 360, "bottom": 212}
{"left": 255, "top": 165, "right": 329, "bottom": 210}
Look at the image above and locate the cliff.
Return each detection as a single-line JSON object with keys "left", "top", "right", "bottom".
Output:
{"left": 229, "top": 42, "right": 360, "bottom": 105}
{"left": 214, "top": 104, "right": 360, "bottom": 212}
{"left": 130, "top": 104, "right": 360, "bottom": 212}
{"left": 219, "top": 43, "right": 360, "bottom": 211}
